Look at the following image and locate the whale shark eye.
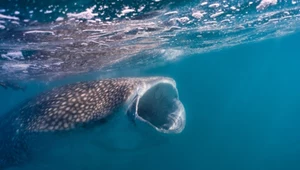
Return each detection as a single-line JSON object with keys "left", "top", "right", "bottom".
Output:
{"left": 134, "top": 82, "right": 185, "bottom": 134}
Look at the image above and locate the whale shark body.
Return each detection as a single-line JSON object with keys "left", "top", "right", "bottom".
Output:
{"left": 0, "top": 76, "right": 186, "bottom": 170}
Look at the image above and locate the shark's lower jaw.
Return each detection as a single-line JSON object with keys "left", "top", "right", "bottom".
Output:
{"left": 127, "top": 78, "right": 186, "bottom": 134}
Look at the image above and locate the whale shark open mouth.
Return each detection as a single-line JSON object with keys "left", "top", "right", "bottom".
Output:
{"left": 127, "top": 78, "right": 186, "bottom": 134}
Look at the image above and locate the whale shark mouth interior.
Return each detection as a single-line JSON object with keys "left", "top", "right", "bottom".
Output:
{"left": 130, "top": 81, "right": 185, "bottom": 134}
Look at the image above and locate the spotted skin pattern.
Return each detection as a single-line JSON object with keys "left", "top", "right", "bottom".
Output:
{"left": 15, "top": 78, "right": 143, "bottom": 133}
{"left": 0, "top": 77, "right": 157, "bottom": 169}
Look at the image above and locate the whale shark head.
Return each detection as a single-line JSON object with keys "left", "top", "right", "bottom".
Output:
{"left": 125, "top": 77, "right": 185, "bottom": 134}
{"left": 92, "top": 77, "right": 186, "bottom": 152}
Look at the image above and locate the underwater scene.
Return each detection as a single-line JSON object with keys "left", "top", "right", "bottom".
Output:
{"left": 1, "top": 0, "right": 300, "bottom": 169}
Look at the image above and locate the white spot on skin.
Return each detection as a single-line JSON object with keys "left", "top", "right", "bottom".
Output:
{"left": 68, "top": 116, "right": 73, "bottom": 121}
{"left": 63, "top": 123, "right": 69, "bottom": 129}
{"left": 63, "top": 114, "right": 68, "bottom": 119}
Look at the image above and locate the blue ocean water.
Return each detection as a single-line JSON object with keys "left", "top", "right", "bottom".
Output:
{"left": 1, "top": 0, "right": 300, "bottom": 170}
